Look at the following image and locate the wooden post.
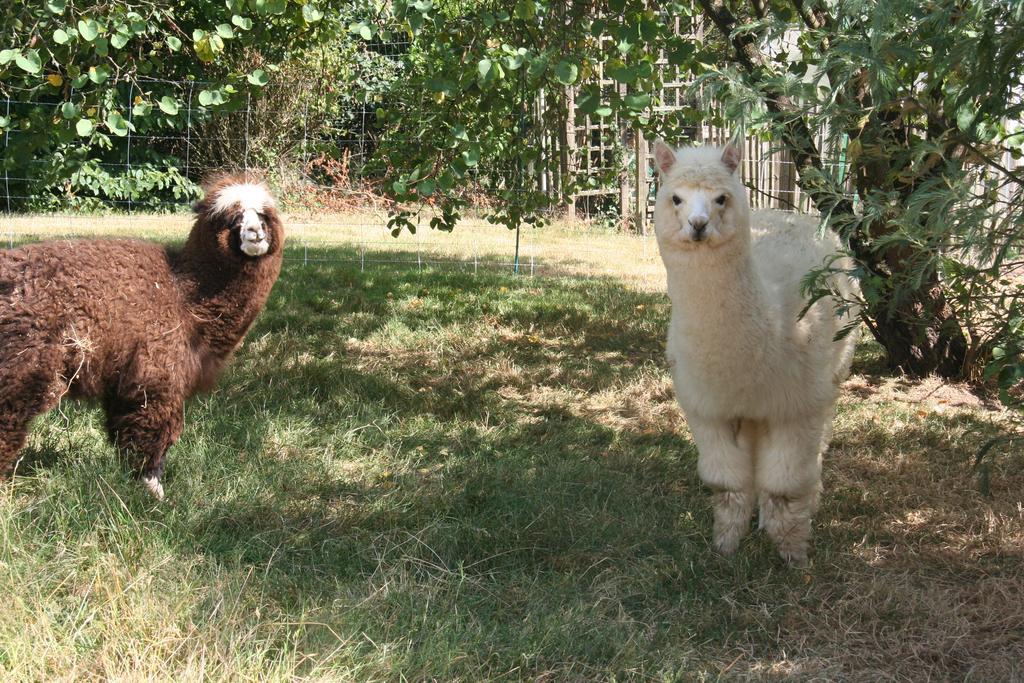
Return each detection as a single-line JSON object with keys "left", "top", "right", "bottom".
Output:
{"left": 779, "top": 148, "right": 796, "bottom": 210}
{"left": 635, "top": 130, "right": 648, "bottom": 235}
{"left": 562, "top": 85, "right": 577, "bottom": 217}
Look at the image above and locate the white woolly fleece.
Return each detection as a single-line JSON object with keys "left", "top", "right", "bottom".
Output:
{"left": 210, "top": 183, "right": 275, "bottom": 216}
{"left": 653, "top": 141, "right": 860, "bottom": 564}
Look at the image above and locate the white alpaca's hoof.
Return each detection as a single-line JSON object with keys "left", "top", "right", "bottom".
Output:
{"left": 713, "top": 533, "right": 742, "bottom": 557}
{"left": 778, "top": 545, "right": 809, "bottom": 568}
{"left": 711, "top": 490, "right": 754, "bottom": 557}
{"left": 141, "top": 475, "right": 165, "bottom": 501}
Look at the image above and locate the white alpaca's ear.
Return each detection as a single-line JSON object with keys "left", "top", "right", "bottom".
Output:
{"left": 653, "top": 140, "right": 677, "bottom": 175}
{"left": 721, "top": 142, "right": 742, "bottom": 173}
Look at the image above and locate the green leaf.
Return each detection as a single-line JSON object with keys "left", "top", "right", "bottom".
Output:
{"left": 426, "top": 76, "right": 456, "bottom": 94}
{"left": 478, "top": 58, "right": 493, "bottom": 82}
{"left": 578, "top": 91, "right": 612, "bottom": 117}
{"left": 607, "top": 62, "right": 636, "bottom": 84}
{"left": 60, "top": 102, "right": 78, "bottom": 119}
{"left": 53, "top": 29, "right": 71, "bottom": 45}
{"left": 105, "top": 111, "right": 129, "bottom": 136}
{"left": 663, "top": 40, "right": 696, "bottom": 65}
{"left": 194, "top": 31, "right": 224, "bottom": 63}
{"left": 554, "top": 60, "right": 578, "bottom": 85}
{"left": 75, "top": 118, "right": 94, "bottom": 136}
{"left": 232, "top": 15, "right": 253, "bottom": 30}
{"left": 87, "top": 64, "right": 110, "bottom": 84}
{"left": 254, "top": 0, "right": 287, "bottom": 15}
{"left": 216, "top": 24, "right": 235, "bottom": 39}
{"left": 0, "top": 50, "right": 16, "bottom": 65}
{"left": 158, "top": 96, "right": 179, "bottom": 115}
{"left": 957, "top": 105, "right": 976, "bottom": 131}
{"left": 46, "top": 0, "right": 66, "bottom": 13}
{"left": 94, "top": 36, "right": 109, "bottom": 57}
{"left": 302, "top": 4, "right": 323, "bottom": 23}
{"left": 15, "top": 50, "right": 42, "bottom": 74}
{"left": 110, "top": 32, "right": 129, "bottom": 49}
{"left": 504, "top": 53, "right": 525, "bottom": 71}
{"left": 199, "top": 89, "right": 228, "bottom": 106}
{"left": 359, "top": 24, "right": 373, "bottom": 40}
{"left": 166, "top": 36, "right": 182, "bottom": 51}
{"left": 513, "top": 0, "right": 536, "bottom": 19}
{"left": 462, "top": 145, "right": 481, "bottom": 167}
{"left": 246, "top": 69, "right": 268, "bottom": 86}
{"left": 623, "top": 94, "right": 651, "bottom": 110}
{"left": 77, "top": 19, "right": 99, "bottom": 42}
{"left": 418, "top": 179, "right": 436, "bottom": 196}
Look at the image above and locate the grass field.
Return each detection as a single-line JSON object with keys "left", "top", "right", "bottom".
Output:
{"left": 1, "top": 218, "right": 1023, "bottom": 681}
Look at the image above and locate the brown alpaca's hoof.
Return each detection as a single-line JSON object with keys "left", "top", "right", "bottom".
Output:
{"left": 141, "top": 475, "right": 165, "bottom": 501}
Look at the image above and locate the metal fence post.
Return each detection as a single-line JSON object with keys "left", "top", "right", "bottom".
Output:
{"left": 3, "top": 93, "right": 11, "bottom": 246}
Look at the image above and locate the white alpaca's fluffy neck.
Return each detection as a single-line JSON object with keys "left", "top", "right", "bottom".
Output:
{"left": 665, "top": 237, "right": 771, "bottom": 331}
{"left": 663, "top": 230, "right": 781, "bottom": 385}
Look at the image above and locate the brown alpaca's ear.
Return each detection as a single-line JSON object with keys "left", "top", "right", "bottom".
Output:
{"left": 721, "top": 143, "right": 742, "bottom": 173}
{"left": 653, "top": 140, "right": 677, "bottom": 175}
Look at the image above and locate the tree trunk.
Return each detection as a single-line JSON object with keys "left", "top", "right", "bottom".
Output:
{"left": 866, "top": 269, "right": 969, "bottom": 377}
{"left": 848, "top": 127, "right": 970, "bottom": 379}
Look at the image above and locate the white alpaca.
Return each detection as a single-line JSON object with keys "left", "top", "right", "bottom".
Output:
{"left": 653, "top": 141, "right": 859, "bottom": 565}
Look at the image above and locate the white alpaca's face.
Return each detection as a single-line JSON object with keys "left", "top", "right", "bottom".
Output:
{"left": 652, "top": 142, "right": 749, "bottom": 252}
{"left": 658, "top": 184, "right": 738, "bottom": 249}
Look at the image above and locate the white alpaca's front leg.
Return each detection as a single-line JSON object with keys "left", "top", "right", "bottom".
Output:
{"left": 687, "top": 415, "right": 756, "bottom": 556}
{"left": 756, "top": 416, "right": 826, "bottom": 566}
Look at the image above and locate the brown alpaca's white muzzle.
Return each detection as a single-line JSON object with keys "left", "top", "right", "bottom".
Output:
{"left": 239, "top": 208, "right": 270, "bottom": 257}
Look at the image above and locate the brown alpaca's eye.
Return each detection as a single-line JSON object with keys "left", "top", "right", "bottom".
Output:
{"left": 715, "top": 194, "right": 727, "bottom": 206}
{"left": 672, "top": 195, "right": 682, "bottom": 206}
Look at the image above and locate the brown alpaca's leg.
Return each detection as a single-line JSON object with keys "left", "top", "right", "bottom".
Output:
{"left": 756, "top": 417, "right": 826, "bottom": 567}
{"left": 0, "top": 420, "right": 30, "bottom": 479}
{"left": 105, "top": 392, "right": 184, "bottom": 501}
{"left": 0, "top": 354, "right": 68, "bottom": 479}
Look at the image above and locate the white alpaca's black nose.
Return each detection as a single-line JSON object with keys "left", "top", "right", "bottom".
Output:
{"left": 689, "top": 217, "right": 708, "bottom": 238}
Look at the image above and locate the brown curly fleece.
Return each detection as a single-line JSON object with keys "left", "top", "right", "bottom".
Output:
{"left": 0, "top": 176, "right": 284, "bottom": 497}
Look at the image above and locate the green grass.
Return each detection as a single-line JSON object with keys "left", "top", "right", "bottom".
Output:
{"left": 2, "top": 244, "right": 1022, "bottom": 681}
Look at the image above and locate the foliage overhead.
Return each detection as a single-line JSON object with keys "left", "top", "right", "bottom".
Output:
{"left": 0, "top": 0, "right": 371, "bottom": 209}
{"left": 682, "top": 0, "right": 1024, "bottom": 382}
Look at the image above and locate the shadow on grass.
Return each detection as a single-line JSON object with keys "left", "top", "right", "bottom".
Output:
{"left": 9, "top": 243, "right": 1022, "bottom": 679}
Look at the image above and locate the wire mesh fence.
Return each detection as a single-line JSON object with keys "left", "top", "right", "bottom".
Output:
{"left": 4, "top": 69, "right": 1019, "bottom": 289}
{"left": 0, "top": 64, "right": 807, "bottom": 289}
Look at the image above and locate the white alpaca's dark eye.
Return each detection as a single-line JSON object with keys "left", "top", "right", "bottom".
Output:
{"left": 715, "top": 194, "right": 727, "bottom": 206}
{"left": 672, "top": 195, "right": 682, "bottom": 206}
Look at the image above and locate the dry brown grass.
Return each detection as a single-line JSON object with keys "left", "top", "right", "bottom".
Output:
{"left": 734, "top": 368, "right": 1024, "bottom": 681}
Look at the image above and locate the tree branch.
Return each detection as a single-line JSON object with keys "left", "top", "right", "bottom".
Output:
{"left": 695, "top": 0, "right": 853, "bottom": 219}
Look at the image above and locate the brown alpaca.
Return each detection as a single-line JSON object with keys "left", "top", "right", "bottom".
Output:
{"left": 0, "top": 176, "right": 284, "bottom": 499}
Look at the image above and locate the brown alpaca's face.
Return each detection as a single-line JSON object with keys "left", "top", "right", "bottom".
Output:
{"left": 208, "top": 183, "right": 280, "bottom": 259}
